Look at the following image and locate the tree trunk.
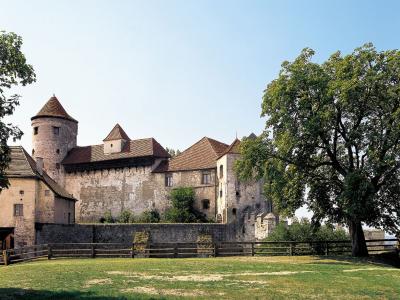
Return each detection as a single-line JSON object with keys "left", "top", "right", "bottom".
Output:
{"left": 348, "top": 220, "right": 369, "bottom": 257}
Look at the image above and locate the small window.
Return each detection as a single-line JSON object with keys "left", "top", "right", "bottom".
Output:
{"left": 19, "top": 190, "right": 24, "bottom": 195}
{"left": 110, "top": 143, "right": 113, "bottom": 148}
{"left": 165, "top": 174, "right": 173, "bottom": 187}
{"left": 32, "top": 149, "right": 35, "bottom": 155}
{"left": 236, "top": 191, "right": 240, "bottom": 197}
{"left": 201, "top": 171, "right": 211, "bottom": 184}
{"left": 232, "top": 208, "right": 237, "bottom": 216}
{"left": 56, "top": 149, "right": 60, "bottom": 154}
{"left": 44, "top": 190, "right": 51, "bottom": 197}
{"left": 56, "top": 163, "right": 60, "bottom": 169}
{"left": 219, "top": 165, "right": 224, "bottom": 179}
{"left": 14, "top": 204, "right": 23, "bottom": 216}
{"left": 53, "top": 126, "right": 60, "bottom": 135}
{"left": 34, "top": 127, "right": 39, "bottom": 135}
{"left": 202, "top": 199, "right": 210, "bottom": 210}
{"left": 220, "top": 190, "right": 223, "bottom": 197}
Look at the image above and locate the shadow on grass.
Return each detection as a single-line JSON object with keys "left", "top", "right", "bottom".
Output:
{"left": 0, "top": 288, "right": 168, "bottom": 300}
{"left": 309, "top": 252, "right": 400, "bottom": 268}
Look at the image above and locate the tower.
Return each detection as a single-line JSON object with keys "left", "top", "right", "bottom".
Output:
{"left": 31, "top": 95, "right": 78, "bottom": 185}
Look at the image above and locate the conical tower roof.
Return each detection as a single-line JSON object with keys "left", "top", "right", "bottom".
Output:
{"left": 103, "top": 123, "right": 130, "bottom": 141}
{"left": 31, "top": 95, "right": 77, "bottom": 123}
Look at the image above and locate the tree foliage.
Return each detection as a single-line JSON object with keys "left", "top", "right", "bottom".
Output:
{"left": 265, "top": 218, "right": 349, "bottom": 242}
{"left": 236, "top": 44, "right": 400, "bottom": 256}
{"left": 165, "top": 147, "right": 181, "bottom": 158}
{"left": 0, "top": 31, "right": 36, "bottom": 190}
{"left": 163, "top": 187, "right": 208, "bottom": 223}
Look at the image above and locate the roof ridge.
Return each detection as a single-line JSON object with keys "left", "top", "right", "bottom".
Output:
{"left": 20, "top": 147, "right": 39, "bottom": 176}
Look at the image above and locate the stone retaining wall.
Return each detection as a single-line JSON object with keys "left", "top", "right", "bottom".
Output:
{"left": 35, "top": 223, "right": 237, "bottom": 244}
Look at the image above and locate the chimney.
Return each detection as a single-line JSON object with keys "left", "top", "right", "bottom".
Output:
{"left": 36, "top": 157, "right": 44, "bottom": 175}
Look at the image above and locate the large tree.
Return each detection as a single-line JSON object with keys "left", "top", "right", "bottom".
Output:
{"left": 236, "top": 44, "right": 400, "bottom": 257}
{"left": 0, "top": 31, "right": 36, "bottom": 190}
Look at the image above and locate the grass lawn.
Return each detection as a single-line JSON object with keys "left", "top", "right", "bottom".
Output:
{"left": 0, "top": 256, "right": 399, "bottom": 299}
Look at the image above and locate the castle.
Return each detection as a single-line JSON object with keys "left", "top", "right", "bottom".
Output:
{"left": 1, "top": 95, "right": 276, "bottom": 248}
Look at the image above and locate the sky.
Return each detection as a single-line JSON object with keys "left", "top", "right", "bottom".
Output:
{"left": 1, "top": 0, "right": 400, "bottom": 221}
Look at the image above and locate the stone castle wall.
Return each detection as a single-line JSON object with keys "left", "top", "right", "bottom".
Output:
{"left": 31, "top": 117, "right": 77, "bottom": 184}
{"left": 65, "top": 167, "right": 217, "bottom": 222}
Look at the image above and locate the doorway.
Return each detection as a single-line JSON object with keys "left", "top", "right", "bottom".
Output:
{"left": 0, "top": 228, "right": 14, "bottom": 250}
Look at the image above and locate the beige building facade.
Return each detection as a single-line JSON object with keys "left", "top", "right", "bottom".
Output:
{"left": 0, "top": 147, "right": 76, "bottom": 249}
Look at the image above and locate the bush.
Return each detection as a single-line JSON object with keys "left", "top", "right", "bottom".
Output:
{"left": 263, "top": 218, "right": 349, "bottom": 255}
{"left": 266, "top": 218, "right": 349, "bottom": 242}
{"left": 118, "top": 210, "right": 134, "bottom": 223}
{"left": 101, "top": 211, "right": 114, "bottom": 223}
{"left": 137, "top": 210, "right": 161, "bottom": 223}
{"left": 162, "top": 187, "right": 208, "bottom": 223}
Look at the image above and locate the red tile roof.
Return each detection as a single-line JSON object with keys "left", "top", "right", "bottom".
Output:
{"left": 62, "top": 138, "right": 170, "bottom": 165}
{"left": 31, "top": 95, "right": 78, "bottom": 123}
{"left": 217, "top": 138, "right": 241, "bottom": 158}
{"left": 103, "top": 124, "right": 130, "bottom": 141}
{"left": 7, "top": 146, "right": 76, "bottom": 200}
{"left": 153, "top": 137, "right": 228, "bottom": 172}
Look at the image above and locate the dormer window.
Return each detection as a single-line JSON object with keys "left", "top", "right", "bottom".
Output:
{"left": 103, "top": 124, "right": 130, "bottom": 154}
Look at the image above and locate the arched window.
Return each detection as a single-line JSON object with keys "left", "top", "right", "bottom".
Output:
{"left": 219, "top": 165, "right": 224, "bottom": 178}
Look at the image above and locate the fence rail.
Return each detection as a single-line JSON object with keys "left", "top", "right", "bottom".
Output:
{"left": 1, "top": 239, "right": 398, "bottom": 265}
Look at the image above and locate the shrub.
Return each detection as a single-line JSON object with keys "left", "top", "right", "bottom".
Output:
{"left": 101, "top": 211, "right": 114, "bottom": 223}
{"left": 118, "top": 210, "right": 133, "bottom": 223}
{"left": 137, "top": 210, "right": 161, "bottom": 223}
{"left": 162, "top": 187, "right": 208, "bottom": 223}
{"left": 266, "top": 218, "right": 349, "bottom": 242}
{"left": 263, "top": 218, "right": 349, "bottom": 255}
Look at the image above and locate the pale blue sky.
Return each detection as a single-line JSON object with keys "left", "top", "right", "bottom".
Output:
{"left": 2, "top": 0, "right": 399, "bottom": 222}
{"left": 3, "top": 0, "right": 400, "bottom": 153}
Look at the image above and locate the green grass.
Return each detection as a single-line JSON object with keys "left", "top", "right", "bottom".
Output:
{"left": 0, "top": 256, "right": 399, "bottom": 299}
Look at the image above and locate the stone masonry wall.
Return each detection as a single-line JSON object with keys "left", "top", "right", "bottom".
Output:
{"left": 31, "top": 116, "right": 77, "bottom": 185}
{"left": 65, "top": 167, "right": 217, "bottom": 222}
{"left": 35, "top": 223, "right": 237, "bottom": 244}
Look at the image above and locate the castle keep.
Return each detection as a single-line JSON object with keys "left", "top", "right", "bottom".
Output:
{"left": 1, "top": 95, "right": 276, "bottom": 248}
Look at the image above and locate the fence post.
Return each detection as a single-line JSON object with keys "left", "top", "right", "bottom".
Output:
{"left": 47, "top": 244, "right": 53, "bottom": 260}
{"left": 325, "top": 242, "right": 329, "bottom": 256}
{"left": 3, "top": 250, "right": 9, "bottom": 266}
{"left": 91, "top": 245, "right": 95, "bottom": 258}
{"left": 214, "top": 243, "right": 218, "bottom": 257}
{"left": 289, "top": 242, "right": 294, "bottom": 256}
{"left": 174, "top": 245, "right": 178, "bottom": 258}
{"left": 251, "top": 242, "right": 255, "bottom": 256}
{"left": 131, "top": 243, "right": 135, "bottom": 258}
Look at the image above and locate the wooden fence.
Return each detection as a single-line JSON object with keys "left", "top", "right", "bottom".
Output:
{"left": 1, "top": 239, "right": 398, "bottom": 266}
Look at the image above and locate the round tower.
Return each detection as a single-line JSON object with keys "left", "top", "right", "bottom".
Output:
{"left": 31, "top": 95, "right": 78, "bottom": 185}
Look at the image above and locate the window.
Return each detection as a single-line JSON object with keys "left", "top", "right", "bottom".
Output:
{"left": 14, "top": 204, "right": 23, "bottom": 217}
{"left": 202, "top": 199, "right": 210, "bottom": 210}
{"left": 56, "top": 149, "right": 60, "bottom": 154}
{"left": 220, "top": 190, "right": 223, "bottom": 197}
{"left": 44, "top": 190, "right": 51, "bottom": 197}
{"left": 232, "top": 208, "right": 237, "bottom": 216}
{"left": 201, "top": 171, "right": 211, "bottom": 184}
{"left": 53, "top": 126, "right": 60, "bottom": 135}
{"left": 33, "top": 127, "right": 38, "bottom": 135}
{"left": 32, "top": 149, "right": 35, "bottom": 156}
{"left": 19, "top": 190, "right": 24, "bottom": 195}
{"left": 219, "top": 165, "right": 224, "bottom": 178}
{"left": 165, "top": 174, "right": 173, "bottom": 187}
{"left": 110, "top": 143, "right": 113, "bottom": 148}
